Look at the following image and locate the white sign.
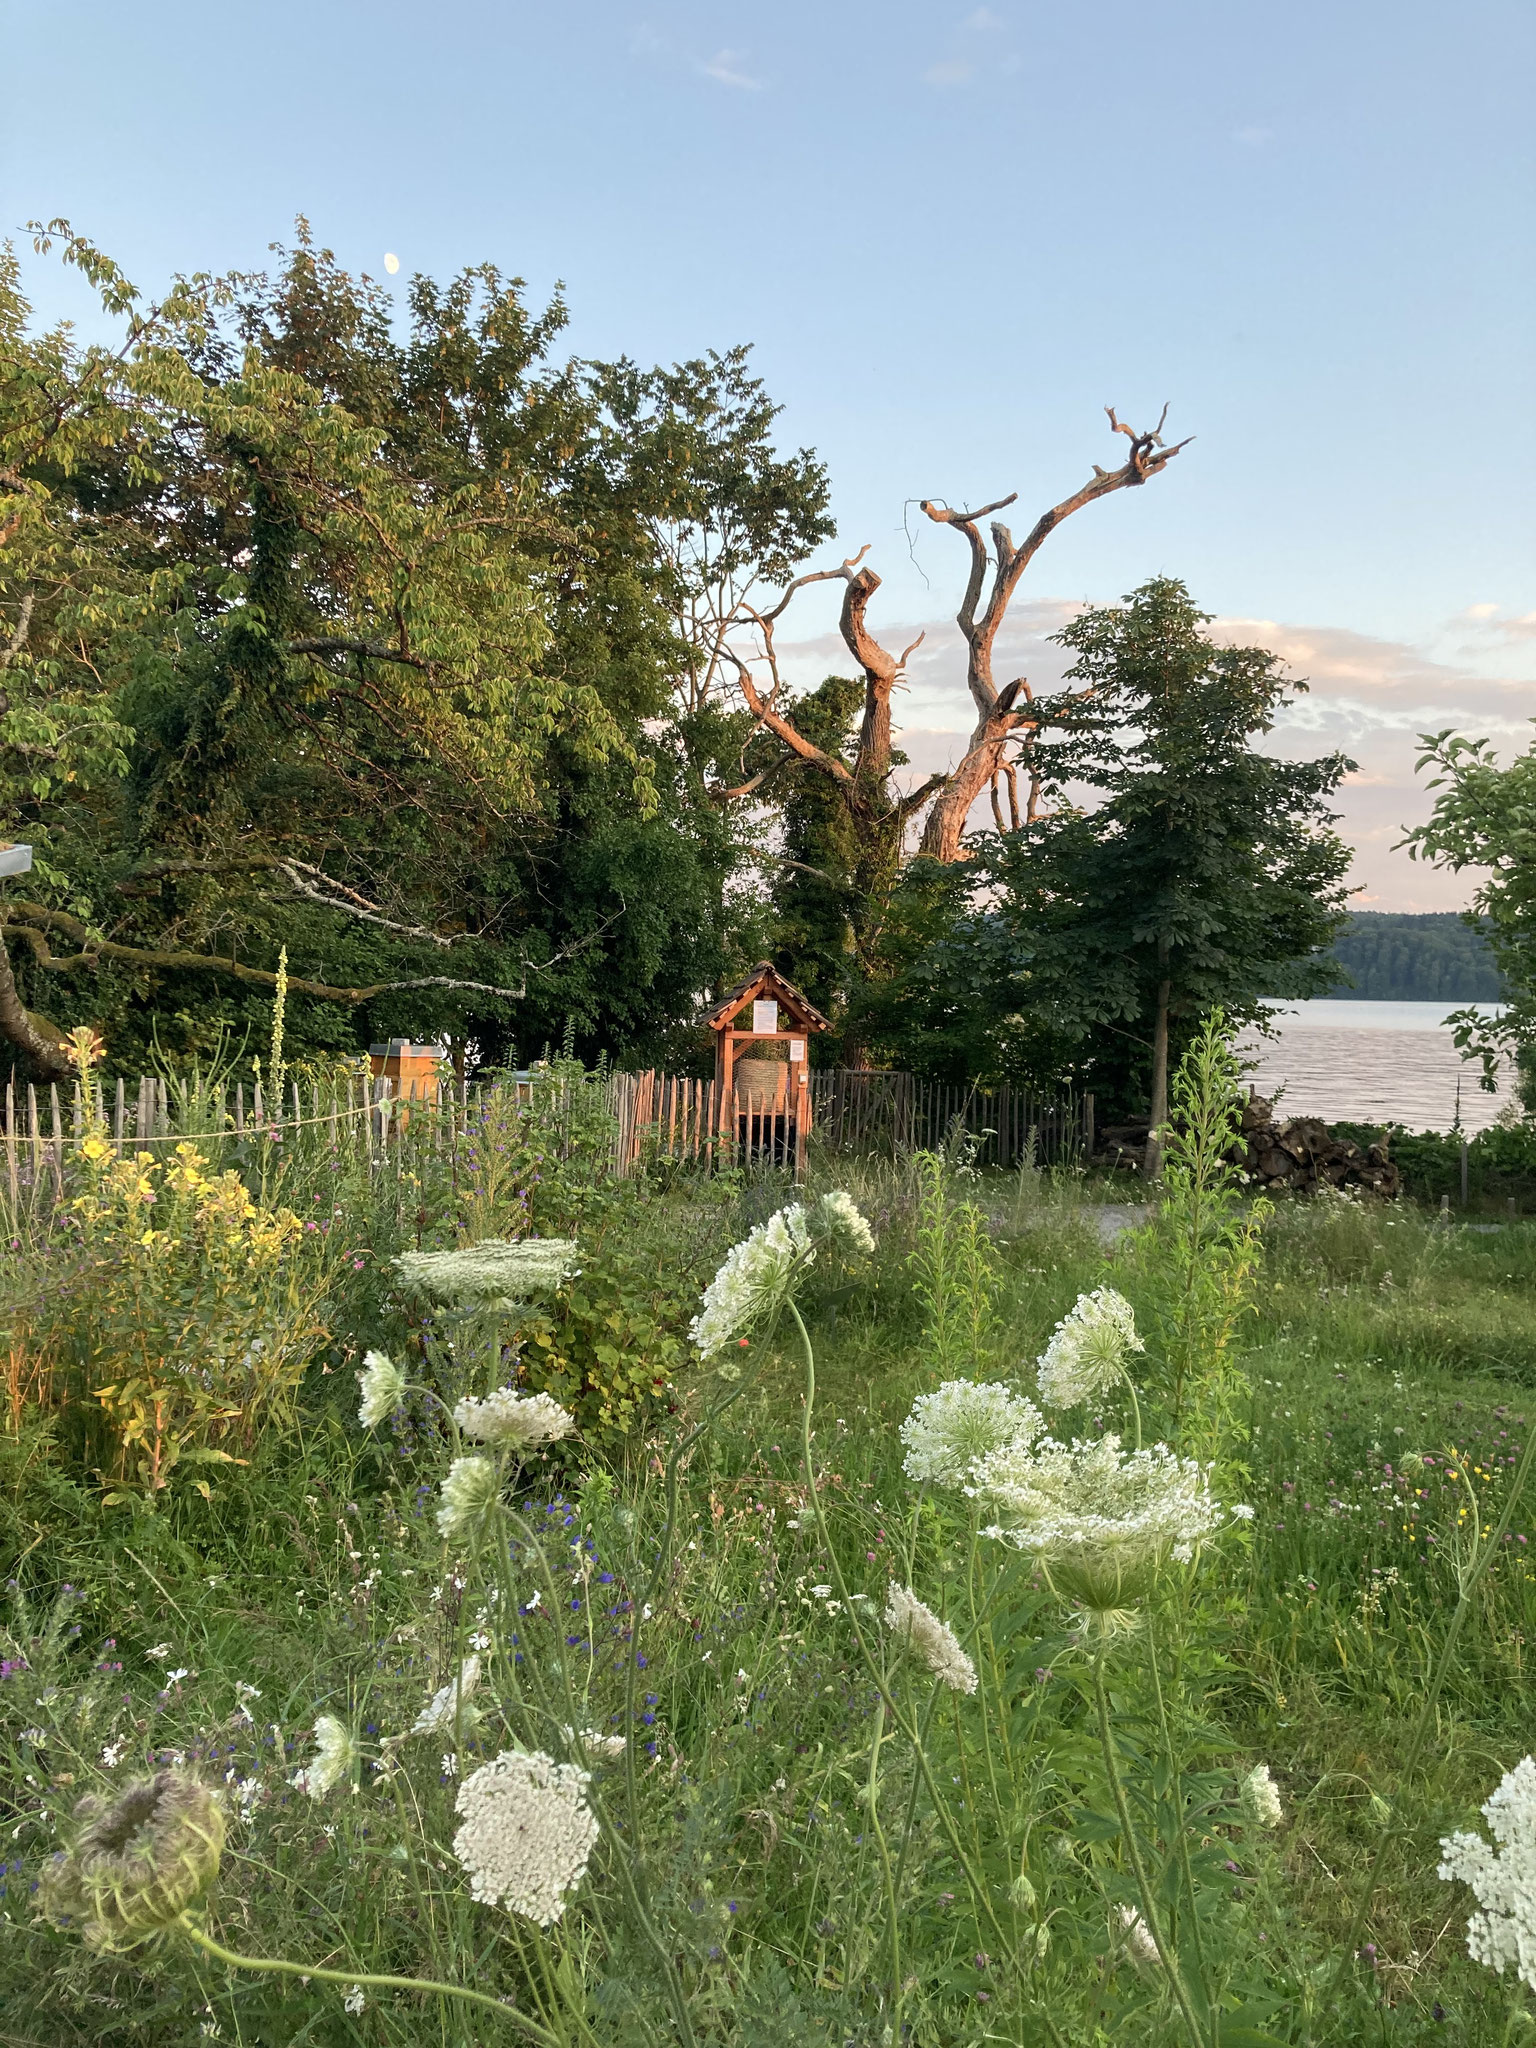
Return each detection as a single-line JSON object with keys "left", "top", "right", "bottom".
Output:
{"left": 752, "top": 998, "right": 778, "bottom": 1035}
{"left": 0, "top": 843, "right": 33, "bottom": 878}
{"left": 790, "top": 1039, "right": 805, "bottom": 1062}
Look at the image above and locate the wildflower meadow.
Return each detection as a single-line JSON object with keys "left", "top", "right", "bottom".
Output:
{"left": 5, "top": 1023, "right": 1536, "bottom": 2047}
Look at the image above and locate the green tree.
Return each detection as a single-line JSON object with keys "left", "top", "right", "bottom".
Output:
{"left": 0, "top": 225, "right": 826, "bottom": 1077}
{"left": 1405, "top": 730, "right": 1536, "bottom": 1101}
{"left": 859, "top": 580, "right": 1353, "bottom": 1139}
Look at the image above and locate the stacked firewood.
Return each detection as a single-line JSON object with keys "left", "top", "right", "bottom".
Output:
{"left": 1095, "top": 1092, "right": 1401, "bottom": 1196}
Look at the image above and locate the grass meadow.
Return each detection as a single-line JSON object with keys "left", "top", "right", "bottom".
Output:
{"left": 3, "top": 1050, "right": 1536, "bottom": 2047}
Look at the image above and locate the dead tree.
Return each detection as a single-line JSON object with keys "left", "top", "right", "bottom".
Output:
{"left": 719, "top": 407, "right": 1189, "bottom": 864}
{"left": 915, "top": 406, "right": 1191, "bottom": 860}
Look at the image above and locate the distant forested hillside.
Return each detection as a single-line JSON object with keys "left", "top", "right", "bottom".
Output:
{"left": 1321, "top": 911, "right": 1503, "bottom": 1000}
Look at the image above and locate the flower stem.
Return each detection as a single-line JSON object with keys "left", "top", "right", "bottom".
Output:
{"left": 1093, "top": 1649, "right": 1208, "bottom": 2048}
{"left": 1334, "top": 1417, "right": 1536, "bottom": 1990}
{"left": 177, "top": 1916, "right": 563, "bottom": 2043}
{"left": 865, "top": 1699, "right": 902, "bottom": 2037}
{"left": 789, "top": 1299, "right": 1071, "bottom": 2048}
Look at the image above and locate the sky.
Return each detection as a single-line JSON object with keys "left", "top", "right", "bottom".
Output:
{"left": 7, "top": 0, "right": 1533, "bottom": 908}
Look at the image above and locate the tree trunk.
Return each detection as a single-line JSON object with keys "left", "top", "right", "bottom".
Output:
{"left": 1144, "top": 964, "right": 1171, "bottom": 1182}
{"left": 0, "top": 930, "right": 72, "bottom": 1082}
{"left": 917, "top": 724, "right": 1015, "bottom": 862}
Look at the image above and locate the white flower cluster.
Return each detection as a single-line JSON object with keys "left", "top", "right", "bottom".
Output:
{"left": 689, "top": 1194, "right": 874, "bottom": 1356}
{"left": 357, "top": 1350, "right": 406, "bottom": 1428}
{"left": 883, "top": 1584, "right": 977, "bottom": 1693}
{"left": 1036, "top": 1288, "right": 1144, "bottom": 1410}
{"left": 814, "top": 1190, "right": 876, "bottom": 1256}
{"left": 900, "top": 1380, "right": 1042, "bottom": 1490}
{"left": 452, "top": 1748, "right": 600, "bottom": 1925}
{"left": 1117, "top": 1903, "right": 1161, "bottom": 1966}
{"left": 454, "top": 1388, "right": 574, "bottom": 1451}
{"left": 689, "top": 1205, "right": 813, "bottom": 1356}
{"left": 395, "top": 1238, "right": 579, "bottom": 1309}
{"left": 293, "top": 1714, "right": 357, "bottom": 1799}
{"left": 412, "top": 1656, "right": 482, "bottom": 1736}
{"left": 970, "top": 1433, "right": 1227, "bottom": 1614}
{"left": 437, "top": 1455, "right": 500, "bottom": 1541}
{"left": 562, "top": 1724, "right": 627, "bottom": 1760}
{"left": 1242, "top": 1762, "right": 1283, "bottom": 1829}
{"left": 1440, "top": 1755, "right": 1536, "bottom": 1990}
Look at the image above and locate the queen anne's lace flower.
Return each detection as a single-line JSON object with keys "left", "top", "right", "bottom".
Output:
{"left": 412, "top": 1657, "right": 482, "bottom": 1736}
{"left": 1242, "top": 1762, "right": 1283, "bottom": 1829}
{"left": 562, "top": 1725, "right": 627, "bottom": 1760}
{"left": 900, "top": 1380, "right": 1042, "bottom": 1490}
{"left": 1117, "top": 1903, "right": 1161, "bottom": 1967}
{"left": 452, "top": 1748, "right": 600, "bottom": 1924}
{"left": 454, "top": 1388, "right": 574, "bottom": 1450}
{"left": 293, "top": 1714, "right": 357, "bottom": 1799}
{"left": 811, "top": 1190, "right": 876, "bottom": 1255}
{"left": 884, "top": 1584, "right": 978, "bottom": 1693}
{"left": 970, "top": 1433, "right": 1228, "bottom": 1614}
{"left": 41, "top": 1772, "right": 225, "bottom": 1950}
{"left": 689, "top": 1204, "right": 815, "bottom": 1356}
{"left": 395, "top": 1239, "right": 579, "bottom": 1309}
{"left": 1439, "top": 1755, "right": 1536, "bottom": 1989}
{"left": 357, "top": 1350, "right": 406, "bottom": 1428}
{"left": 1035, "top": 1288, "right": 1145, "bottom": 1409}
{"left": 437, "top": 1456, "right": 500, "bottom": 1541}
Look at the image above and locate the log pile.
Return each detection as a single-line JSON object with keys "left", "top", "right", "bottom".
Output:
{"left": 1095, "top": 1092, "right": 1401, "bottom": 1196}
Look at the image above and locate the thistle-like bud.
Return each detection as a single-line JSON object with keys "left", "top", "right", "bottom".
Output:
{"left": 41, "top": 1771, "right": 224, "bottom": 1950}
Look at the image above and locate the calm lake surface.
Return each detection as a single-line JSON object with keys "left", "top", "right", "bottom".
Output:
{"left": 1236, "top": 1001, "right": 1510, "bottom": 1134}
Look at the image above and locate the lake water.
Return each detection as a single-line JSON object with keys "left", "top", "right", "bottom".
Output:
{"left": 1236, "top": 1001, "right": 1511, "bottom": 1134}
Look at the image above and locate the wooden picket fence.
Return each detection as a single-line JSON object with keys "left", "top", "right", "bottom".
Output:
{"left": 1, "top": 1064, "right": 1089, "bottom": 1231}
{"left": 606, "top": 1068, "right": 1090, "bottom": 1175}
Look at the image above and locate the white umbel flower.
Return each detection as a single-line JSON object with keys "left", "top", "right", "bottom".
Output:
{"left": 411, "top": 1657, "right": 482, "bottom": 1736}
{"left": 1242, "top": 1762, "right": 1283, "bottom": 1829}
{"left": 357, "top": 1350, "right": 406, "bottom": 1428}
{"left": 900, "top": 1380, "right": 1042, "bottom": 1490}
{"left": 452, "top": 1748, "right": 600, "bottom": 1925}
{"left": 971, "top": 1433, "right": 1227, "bottom": 1613}
{"left": 1036, "top": 1288, "right": 1144, "bottom": 1409}
{"left": 396, "top": 1239, "right": 579, "bottom": 1309}
{"left": 1117, "top": 1903, "right": 1161, "bottom": 1967}
{"left": 293, "top": 1714, "right": 357, "bottom": 1798}
{"left": 454, "top": 1388, "right": 574, "bottom": 1450}
{"left": 811, "top": 1190, "right": 876, "bottom": 1255}
{"left": 883, "top": 1584, "right": 978, "bottom": 1694}
{"left": 437, "top": 1456, "right": 500, "bottom": 1541}
{"left": 689, "top": 1204, "right": 815, "bottom": 1356}
{"left": 1440, "top": 1755, "right": 1536, "bottom": 1989}
{"left": 562, "top": 1725, "right": 626, "bottom": 1760}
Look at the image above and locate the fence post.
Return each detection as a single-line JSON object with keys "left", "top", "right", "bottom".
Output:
{"left": 1083, "top": 1093, "right": 1096, "bottom": 1159}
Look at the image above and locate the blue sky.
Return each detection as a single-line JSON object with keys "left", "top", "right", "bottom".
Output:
{"left": 7, "top": 0, "right": 1534, "bottom": 904}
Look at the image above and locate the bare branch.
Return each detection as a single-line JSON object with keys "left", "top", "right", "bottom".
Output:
{"left": 2, "top": 901, "right": 625, "bottom": 1006}
{"left": 286, "top": 637, "right": 433, "bottom": 672}
{"left": 1, "top": 593, "right": 34, "bottom": 672}
{"left": 913, "top": 407, "right": 1192, "bottom": 860}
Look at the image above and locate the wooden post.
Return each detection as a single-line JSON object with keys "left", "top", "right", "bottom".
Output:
{"left": 1083, "top": 1092, "right": 1096, "bottom": 1159}
{"left": 1460, "top": 1137, "right": 1470, "bottom": 1209}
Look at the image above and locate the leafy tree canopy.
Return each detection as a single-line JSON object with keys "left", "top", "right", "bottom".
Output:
{"left": 0, "top": 223, "right": 830, "bottom": 1076}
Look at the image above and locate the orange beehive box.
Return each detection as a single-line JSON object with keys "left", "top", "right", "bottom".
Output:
{"left": 368, "top": 1039, "right": 443, "bottom": 1102}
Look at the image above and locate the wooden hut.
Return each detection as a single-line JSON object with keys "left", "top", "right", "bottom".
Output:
{"left": 705, "top": 963, "right": 831, "bottom": 1176}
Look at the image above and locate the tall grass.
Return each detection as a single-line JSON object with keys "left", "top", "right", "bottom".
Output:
{"left": 4, "top": 1047, "right": 1536, "bottom": 2043}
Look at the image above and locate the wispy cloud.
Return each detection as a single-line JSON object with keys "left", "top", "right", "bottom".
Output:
{"left": 924, "top": 58, "right": 975, "bottom": 86}
{"left": 1232, "top": 124, "right": 1274, "bottom": 146}
{"left": 966, "top": 6, "right": 1005, "bottom": 27}
{"left": 769, "top": 594, "right": 1533, "bottom": 909}
{"left": 698, "top": 48, "right": 761, "bottom": 89}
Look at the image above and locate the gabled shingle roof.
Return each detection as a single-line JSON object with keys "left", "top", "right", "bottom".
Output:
{"left": 704, "top": 961, "right": 833, "bottom": 1033}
